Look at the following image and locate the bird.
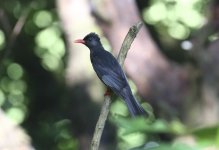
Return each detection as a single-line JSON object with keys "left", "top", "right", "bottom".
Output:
{"left": 74, "top": 32, "right": 146, "bottom": 117}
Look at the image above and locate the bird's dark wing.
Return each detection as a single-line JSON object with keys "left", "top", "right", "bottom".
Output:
{"left": 90, "top": 51, "right": 128, "bottom": 93}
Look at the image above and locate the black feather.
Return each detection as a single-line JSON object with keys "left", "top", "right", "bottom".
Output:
{"left": 82, "top": 32, "right": 146, "bottom": 116}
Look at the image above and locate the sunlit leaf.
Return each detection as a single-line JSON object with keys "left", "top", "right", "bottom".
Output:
{"left": 191, "top": 125, "right": 219, "bottom": 146}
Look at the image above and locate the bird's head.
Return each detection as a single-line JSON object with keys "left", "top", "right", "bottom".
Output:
{"left": 74, "top": 33, "right": 101, "bottom": 49}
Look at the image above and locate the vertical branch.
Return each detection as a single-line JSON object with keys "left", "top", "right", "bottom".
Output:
{"left": 117, "top": 22, "right": 143, "bottom": 66}
{"left": 0, "top": 7, "right": 30, "bottom": 76}
{"left": 90, "top": 22, "right": 143, "bottom": 150}
{"left": 90, "top": 95, "right": 111, "bottom": 150}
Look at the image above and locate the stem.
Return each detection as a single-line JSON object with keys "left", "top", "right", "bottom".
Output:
{"left": 90, "top": 21, "right": 143, "bottom": 150}
{"left": 90, "top": 95, "right": 111, "bottom": 150}
{"left": 0, "top": 7, "right": 31, "bottom": 76}
{"left": 117, "top": 22, "right": 143, "bottom": 66}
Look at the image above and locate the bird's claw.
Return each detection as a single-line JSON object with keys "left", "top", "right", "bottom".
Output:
{"left": 104, "top": 89, "right": 111, "bottom": 96}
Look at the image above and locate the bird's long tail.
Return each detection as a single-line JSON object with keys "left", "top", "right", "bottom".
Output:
{"left": 120, "top": 87, "right": 147, "bottom": 117}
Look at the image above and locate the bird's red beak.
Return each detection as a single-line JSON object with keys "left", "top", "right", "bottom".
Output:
{"left": 74, "top": 39, "right": 85, "bottom": 44}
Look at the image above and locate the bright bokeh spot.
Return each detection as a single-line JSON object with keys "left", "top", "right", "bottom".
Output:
{"left": 110, "top": 100, "right": 128, "bottom": 116}
{"left": 34, "top": 47, "right": 47, "bottom": 57}
{"left": 35, "top": 26, "right": 61, "bottom": 49}
{"left": 42, "top": 53, "right": 60, "bottom": 71}
{"left": 144, "top": 2, "right": 167, "bottom": 24}
{"left": 49, "top": 38, "right": 65, "bottom": 58}
{"left": 35, "top": 25, "right": 65, "bottom": 72}
{"left": 168, "top": 23, "right": 190, "bottom": 39}
{"left": 177, "top": 9, "right": 204, "bottom": 28}
{"left": 34, "top": 10, "right": 53, "bottom": 28}
{"left": 8, "top": 80, "right": 27, "bottom": 94}
{"left": 181, "top": 40, "right": 193, "bottom": 50}
{"left": 0, "top": 30, "right": 5, "bottom": 50}
{"left": 7, "top": 63, "right": 23, "bottom": 80}
{"left": 118, "top": 132, "right": 146, "bottom": 149}
{"left": 6, "top": 107, "right": 25, "bottom": 124}
{"left": 143, "top": 0, "right": 205, "bottom": 40}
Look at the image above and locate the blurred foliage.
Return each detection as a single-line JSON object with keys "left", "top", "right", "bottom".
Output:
{"left": 110, "top": 103, "right": 219, "bottom": 149}
{"left": 0, "top": 0, "right": 79, "bottom": 150}
{"left": 143, "top": 0, "right": 205, "bottom": 39}
{"left": 0, "top": 0, "right": 218, "bottom": 150}
{"left": 110, "top": 95, "right": 218, "bottom": 149}
{"left": 139, "top": 0, "right": 210, "bottom": 62}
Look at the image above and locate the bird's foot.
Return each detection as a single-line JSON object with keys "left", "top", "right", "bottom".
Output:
{"left": 104, "top": 88, "right": 111, "bottom": 96}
